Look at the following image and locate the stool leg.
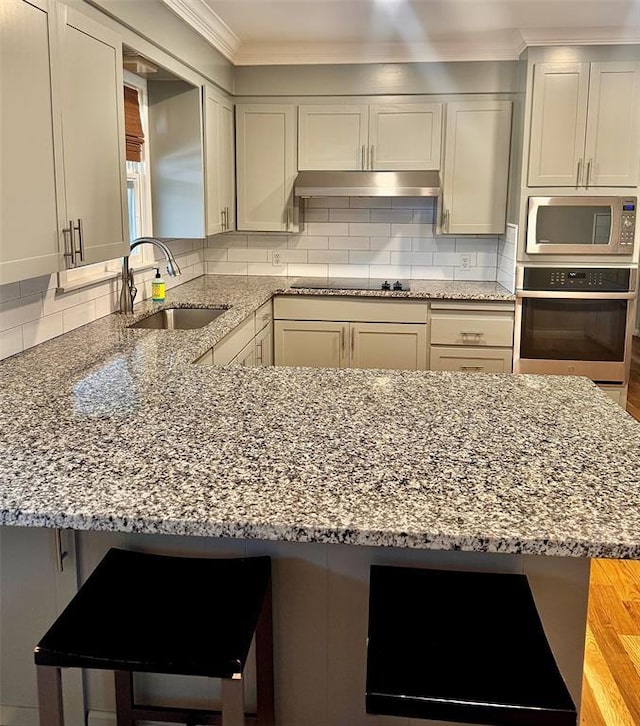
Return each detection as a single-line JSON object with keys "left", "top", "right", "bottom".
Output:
{"left": 221, "top": 677, "right": 245, "bottom": 726}
{"left": 114, "top": 670, "right": 135, "bottom": 726}
{"left": 255, "top": 584, "right": 275, "bottom": 726}
{"left": 36, "top": 666, "right": 64, "bottom": 726}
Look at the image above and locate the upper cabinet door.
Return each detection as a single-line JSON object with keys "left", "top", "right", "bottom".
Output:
{"left": 584, "top": 62, "right": 640, "bottom": 188}
{"left": 298, "top": 104, "right": 368, "bottom": 170}
{"left": 219, "top": 98, "right": 236, "bottom": 232}
{"left": 441, "top": 101, "right": 512, "bottom": 235}
{"left": 204, "top": 88, "right": 222, "bottom": 236}
{"left": 0, "top": 0, "right": 63, "bottom": 285}
{"left": 368, "top": 103, "right": 442, "bottom": 171}
{"left": 528, "top": 62, "right": 590, "bottom": 188}
{"left": 59, "top": 6, "right": 128, "bottom": 265}
{"left": 236, "top": 104, "right": 297, "bottom": 232}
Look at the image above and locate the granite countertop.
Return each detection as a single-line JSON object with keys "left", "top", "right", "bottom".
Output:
{"left": 1, "top": 275, "right": 639, "bottom": 559}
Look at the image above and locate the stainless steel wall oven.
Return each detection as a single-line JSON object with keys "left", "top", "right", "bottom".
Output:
{"left": 515, "top": 267, "right": 637, "bottom": 384}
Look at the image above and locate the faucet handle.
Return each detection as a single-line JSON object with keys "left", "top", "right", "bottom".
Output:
{"left": 128, "top": 268, "right": 137, "bottom": 304}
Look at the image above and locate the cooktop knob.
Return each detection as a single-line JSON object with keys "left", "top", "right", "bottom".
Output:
{"left": 393, "top": 280, "right": 403, "bottom": 291}
{"left": 381, "top": 281, "right": 391, "bottom": 290}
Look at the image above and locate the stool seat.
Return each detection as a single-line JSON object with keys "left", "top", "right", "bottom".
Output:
{"left": 35, "top": 548, "right": 271, "bottom": 679}
{"left": 35, "top": 548, "right": 274, "bottom": 726}
{"left": 366, "top": 565, "right": 577, "bottom": 726}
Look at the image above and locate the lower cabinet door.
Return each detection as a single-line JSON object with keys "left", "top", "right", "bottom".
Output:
{"left": 351, "top": 323, "right": 427, "bottom": 370}
{"left": 233, "top": 340, "right": 257, "bottom": 367}
{"left": 0, "top": 526, "right": 84, "bottom": 724}
{"left": 430, "top": 346, "right": 513, "bottom": 373}
{"left": 275, "top": 320, "right": 348, "bottom": 368}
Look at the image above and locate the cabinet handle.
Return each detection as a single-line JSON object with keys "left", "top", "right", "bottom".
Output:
{"left": 370, "top": 145, "right": 374, "bottom": 170}
{"left": 576, "top": 159, "right": 582, "bottom": 189}
{"left": 221, "top": 209, "right": 226, "bottom": 230}
{"left": 351, "top": 326, "right": 355, "bottom": 355}
{"left": 62, "top": 222, "right": 74, "bottom": 266}
{"left": 73, "top": 218, "right": 84, "bottom": 263}
{"left": 361, "top": 145, "right": 366, "bottom": 170}
{"left": 341, "top": 326, "right": 346, "bottom": 356}
{"left": 53, "top": 528, "right": 68, "bottom": 573}
{"left": 442, "top": 209, "right": 450, "bottom": 233}
{"left": 460, "top": 365, "right": 484, "bottom": 372}
{"left": 226, "top": 207, "right": 231, "bottom": 229}
{"left": 460, "top": 331, "right": 483, "bottom": 342}
{"left": 586, "top": 158, "right": 593, "bottom": 188}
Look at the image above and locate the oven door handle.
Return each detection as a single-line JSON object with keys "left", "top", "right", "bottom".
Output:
{"left": 516, "top": 290, "right": 636, "bottom": 300}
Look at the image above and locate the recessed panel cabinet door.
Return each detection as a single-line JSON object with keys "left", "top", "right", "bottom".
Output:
{"left": 298, "top": 104, "right": 368, "bottom": 170}
{"left": 219, "top": 99, "right": 236, "bottom": 231}
{"left": 441, "top": 101, "right": 512, "bottom": 235}
{"left": 274, "top": 320, "right": 348, "bottom": 368}
{"left": 528, "top": 63, "right": 590, "bottom": 188}
{"left": 236, "top": 104, "right": 297, "bottom": 231}
{"left": 369, "top": 103, "right": 442, "bottom": 171}
{"left": 0, "top": 0, "right": 63, "bottom": 285}
{"left": 584, "top": 62, "right": 640, "bottom": 188}
{"left": 204, "top": 89, "right": 222, "bottom": 235}
{"left": 351, "top": 323, "right": 427, "bottom": 370}
{"left": 60, "top": 7, "right": 128, "bottom": 265}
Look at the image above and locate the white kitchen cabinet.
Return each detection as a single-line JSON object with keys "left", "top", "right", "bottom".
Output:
{"left": 351, "top": 323, "right": 427, "bottom": 370}
{"left": 204, "top": 86, "right": 235, "bottom": 236}
{"left": 429, "top": 301, "right": 514, "bottom": 374}
{"left": 368, "top": 103, "right": 442, "bottom": 171}
{"left": 0, "top": 526, "right": 84, "bottom": 724}
{"left": 59, "top": 5, "right": 128, "bottom": 265}
{"left": 255, "top": 323, "right": 274, "bottom": 366}
{"left": 439, "top": 100, "right": 512, "bottom": 235}
{"left": 275, "top": 320, "right": 349, "bottom": 368}
{"left": 232, "top": 339, "right": 257, "bottom": 366}
{"left": 0, "top": 0, "right": 128, "bottom": 284}
{"left": 528, "top": 61, "right": 640, "bottom": 188}
{"left": 274, "top": 296, "right": 429, "bottom": 371}
{"left": 236, "top": 104, "right": 299, "bottom": 232}
{"left": 298, "top": 102, "right": 442, "bottom": 171}
{"left": 0, "top": 0, "right": 64, "bottom": 285}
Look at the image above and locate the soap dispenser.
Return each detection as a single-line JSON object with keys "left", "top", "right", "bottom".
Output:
{"left": 151, "top": 268, "right": 165, "bottom": 302}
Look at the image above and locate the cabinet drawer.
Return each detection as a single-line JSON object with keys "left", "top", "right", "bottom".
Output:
{"left": 213, "top": 316, "right": 254, "bottom": 366}
{"left": 430, "top": 311, "right": 513, "bottom": 347}
{"left": 255, "top": 299, "right": 273, "bottom": 333}
{"left": 430, "top": 346, "right": 513, "bottom": 374}
{"left": 274, "top": 296, "right": 427, "bottom": 324}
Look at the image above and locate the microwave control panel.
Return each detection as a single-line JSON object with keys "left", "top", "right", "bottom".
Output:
{"left": 621, "top": 198, "right": 636, "bottom": 247}
{"left": 523, "top": 267, "right": 632, "bottom": 292}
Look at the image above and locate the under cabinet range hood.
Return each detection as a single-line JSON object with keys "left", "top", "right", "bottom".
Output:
{"left": 294, "top": 170, "right": 441, "bottom": 198}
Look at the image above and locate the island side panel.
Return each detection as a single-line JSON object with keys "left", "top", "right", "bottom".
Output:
{"left": 35, "top": 531, "right": 590, "bottom": 726}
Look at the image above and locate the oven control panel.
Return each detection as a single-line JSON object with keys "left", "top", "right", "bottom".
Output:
{"left": 621, "top": 199, "right": 636, "bottom": 247}
{"left": 522, "top": 267, "right": 632, "bottom": 292}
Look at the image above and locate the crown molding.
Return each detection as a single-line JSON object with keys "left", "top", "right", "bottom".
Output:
{"left": 520, "top": 27, "right": 640, "bottom": 47}
{"left": 158, "top": 0, "right": 240, "bottom": 62}
{"left": 234, "top": 39, "right": 524, "bottom": 66}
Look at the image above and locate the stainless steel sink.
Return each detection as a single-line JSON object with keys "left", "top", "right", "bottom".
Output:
{"left": 129, "top": 307, "right": 228, "bottom": 330}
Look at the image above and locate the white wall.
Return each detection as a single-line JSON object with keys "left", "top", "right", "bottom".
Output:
{"left": 0, "top": 239, "right": 204, "bottom": 361}
{"left": 206, "top": 197, "right": 501, "bottom": 282}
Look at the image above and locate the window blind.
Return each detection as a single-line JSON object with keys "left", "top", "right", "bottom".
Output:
{"left": 124, "top": 86, "right": 144, "bottom": 162}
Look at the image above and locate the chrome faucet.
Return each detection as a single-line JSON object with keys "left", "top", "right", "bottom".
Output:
{"left": 119, "top": 237, "right": 181, "bottom": 313}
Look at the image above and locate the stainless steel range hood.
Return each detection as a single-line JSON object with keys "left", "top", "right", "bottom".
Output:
{"left": 294, "top": 170, "right": 441, "bottom": 198}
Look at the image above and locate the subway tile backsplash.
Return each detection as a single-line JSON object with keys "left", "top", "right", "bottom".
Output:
{"left": 207, "top": 197, "right": 502, "bottom": 283}
{"left": 0, "top": 239, "right": 204, "bottom": 361}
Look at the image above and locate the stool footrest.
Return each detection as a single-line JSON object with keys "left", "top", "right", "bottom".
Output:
{"left": 366, "top": 566, "right": 577, "bottom": 726}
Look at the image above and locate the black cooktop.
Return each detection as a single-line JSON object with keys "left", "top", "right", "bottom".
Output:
{"left": 290, "top": 278, "right": 411, "bottom": 292}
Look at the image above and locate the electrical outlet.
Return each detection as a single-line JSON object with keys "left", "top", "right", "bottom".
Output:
{"left": 272, "top": 251, "right": 282, "bottom": 266}
{"left": 459, "top": 254, "right": 471, "bottom": 271}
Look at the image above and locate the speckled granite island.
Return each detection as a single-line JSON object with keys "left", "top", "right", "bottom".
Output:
{"left": 1, "top": 275, "right": 639, "bottom": 726}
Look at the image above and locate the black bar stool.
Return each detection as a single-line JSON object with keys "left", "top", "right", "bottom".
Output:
{"left": 34, "top": 548, "right": 274, "bottom": 726}
{"left": 366, "top": 565, "right": 577, "bottom": 726}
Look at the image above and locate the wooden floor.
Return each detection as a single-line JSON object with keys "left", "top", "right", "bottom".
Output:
{"left": 580, "top": 336, "right": 640, "bottom": 725}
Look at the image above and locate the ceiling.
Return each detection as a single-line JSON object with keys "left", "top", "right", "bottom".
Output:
{"left": 160, "top": 0, "right": 640, "bottom": 65}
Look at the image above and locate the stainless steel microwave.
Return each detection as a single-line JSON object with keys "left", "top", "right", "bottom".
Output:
{"left": 527, "top": 196, "right": 636, "bottom": 255}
